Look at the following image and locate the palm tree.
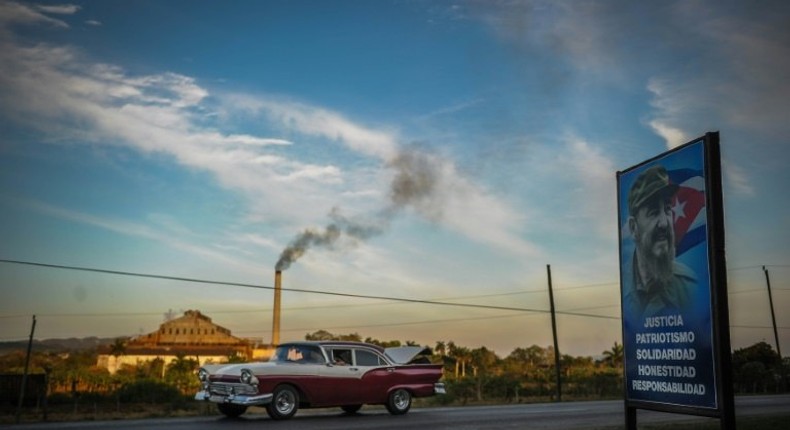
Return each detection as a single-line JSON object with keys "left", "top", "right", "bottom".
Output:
{"left": 109, "top": 337, "right": 127, "bottom": 358}
{"left": 435, "top": 341, "right": 446, "bottom": 358}
{"left": 602, "top": 342, "right": 624, "bottom": 367}
{"left": 455, "top": 346, "right": 472, "bottom": 378}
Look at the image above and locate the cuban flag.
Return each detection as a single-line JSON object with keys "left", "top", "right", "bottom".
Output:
{"left": 668, "top": 168, "right": 707, "bottom": 256}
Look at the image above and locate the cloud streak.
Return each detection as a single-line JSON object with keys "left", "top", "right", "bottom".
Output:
{"left": 1, "top": 2, "right": 538, "bottom": 271}
{"left": 0, "top": 1, "right": 71, "bottom": 28}
{"left": 21, "top": 198, "right": 253, "bottom": 270}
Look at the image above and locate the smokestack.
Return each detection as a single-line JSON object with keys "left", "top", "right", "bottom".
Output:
{"left": 272, "top": 270, "right": 282, "bottom": 346}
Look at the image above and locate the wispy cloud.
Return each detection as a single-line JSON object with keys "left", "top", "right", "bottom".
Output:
{"left": 0, "top": 1, "right": 70, "bottom": 28}
{"left": 641, "top": 2, "right": 790, "bottom": 195}
{"left": 722, "top": 161, "right": 755, "bottom": 197}
{"left": 418, "top": 98, "right": 484, "bottom": 121}
{"left": 0, "top": 31, "right": 344, "bottom": 228}
{"left": 561, "top": 136, "right": 617, "bottom": 239}
{"left": 0, "top": 2, "right": 538, "bottom": 261}
{"left": 36, "top": 4, "right": 80, "bottom": 15}
{"left": 229, "top": 95, "right": 399, "bottom": 162}
{"left": 24, "top": 199, "right": 253, "bottom": 269}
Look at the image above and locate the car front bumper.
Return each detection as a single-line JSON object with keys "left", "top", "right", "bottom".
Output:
{"left": 194, "top": 390, "right": 273, "bottom": 406}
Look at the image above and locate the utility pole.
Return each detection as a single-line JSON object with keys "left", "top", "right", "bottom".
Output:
{"left": 763, "top": 266, "right": 785, "bottom": 390}
{"left": 762, "top": 266, "right": 782, "bottom": 359}
{"left": 546, "top": 264, "right": 561, "bottom": 402}
{"left": 15, "top": 315, "right": 36, "bottom": 424}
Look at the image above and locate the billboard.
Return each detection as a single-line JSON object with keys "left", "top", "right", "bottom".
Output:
{"left": 617, "top": 132, "right": 732, "bottom": 420}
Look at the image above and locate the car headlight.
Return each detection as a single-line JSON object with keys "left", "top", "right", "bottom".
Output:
{"left": 240, "top": 369, "right": 257, "bottom": 385}
{"left": 198, "top": 368, "right": 208, "bottom": 382}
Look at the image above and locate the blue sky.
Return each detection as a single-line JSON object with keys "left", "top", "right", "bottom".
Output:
{"left": 0, "top": 0, "right": 788, "bottom": 357}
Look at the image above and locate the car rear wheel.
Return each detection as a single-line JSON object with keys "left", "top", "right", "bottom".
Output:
{"left": 217, "top": 403, "right": 247, "bottom": 418}
{"left": 386, "top": 388, "right": 411, "bottom": 415}
{"left": 341, "top": 404, "right": 362, "bottom": 414}
{"left": 266, "top": 385, "right": 299, "bottom": 420}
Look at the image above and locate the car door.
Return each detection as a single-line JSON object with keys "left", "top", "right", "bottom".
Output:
{"left": 349, "top": 348, "right": 394, "bottom": 404}
{"left": 316, "top": 347, "right": 361, "bottom": 406}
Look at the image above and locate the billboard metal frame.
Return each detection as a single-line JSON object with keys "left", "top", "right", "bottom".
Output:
{"left": 617, "top": 132, "right": 734, "bottom": 429}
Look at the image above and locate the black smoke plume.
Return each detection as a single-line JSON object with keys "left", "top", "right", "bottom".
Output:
{"left": 275, "top": 146, "right": 442, "bottom": 271}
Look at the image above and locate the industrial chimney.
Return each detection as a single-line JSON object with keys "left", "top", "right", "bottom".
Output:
{"left": 272, "top": 270, "right": 282, "bottom": 346}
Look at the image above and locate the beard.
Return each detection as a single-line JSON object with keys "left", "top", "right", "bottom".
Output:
{"left": 636, "top": 226, "right": 675, "bottom": 290}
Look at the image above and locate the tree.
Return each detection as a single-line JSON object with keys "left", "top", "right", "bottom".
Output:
{"left": 435, "top": 341, "right": 447, "bottom": 358}
{"left": 364, "top": 337, "right": 401, "bottom": 348}
{"left": 305, "top": 330, "right": 362, "bottom": 342}
{"left": 305, "top": 330, "right": 336, "bottom": 341}
{"left": 469, "top": 347, "right": 499, "bottom": 401}
{"left": 165, "top": 354, "right": 199, "bottom": 394}
{"left": 601, "top": 342, "right": 624, "bottom": 368}
{"left": 732, "top": 341, "right": 782, "bottom": 393}
{"left": 109, "top": 337, "right": 128, "bottom": 358}
{"left": 447, "top": 342, "right": 472, "bottom": 379}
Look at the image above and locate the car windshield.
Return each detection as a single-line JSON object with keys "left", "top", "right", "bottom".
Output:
{"left": 270, "top": 345, "right": 325, "bottom": 364}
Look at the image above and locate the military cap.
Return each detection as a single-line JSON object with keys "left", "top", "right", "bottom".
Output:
{"left": 628, "top": 165, "right": 679, "bottom": 213}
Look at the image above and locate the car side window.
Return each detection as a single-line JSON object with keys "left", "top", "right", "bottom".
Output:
{"left": 285, "top": 345, "right": 325, "bottom": 364}
{"left": 303, "top": 346, "right": 325, "bottom": 364}
{"left": 355, "top": 349, "right": 384, "bottom": 366}
{"left": 331, "top": 348, "right": 352, "bottom": 366}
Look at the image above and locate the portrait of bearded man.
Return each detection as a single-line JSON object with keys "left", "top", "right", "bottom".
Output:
{"left": 622, "top": 165, "right": 696, "bottom": 319}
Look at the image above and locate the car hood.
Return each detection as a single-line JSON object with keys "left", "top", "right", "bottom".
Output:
{"left": 384, "top": 346, "right": 431, "bottom": 364}
{"left": 203, "top": 361, "right": 277, "bottom": 377}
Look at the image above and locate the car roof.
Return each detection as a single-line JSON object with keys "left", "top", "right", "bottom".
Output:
{"left": 278, "top": 341, "right": 385, "bottom": 353}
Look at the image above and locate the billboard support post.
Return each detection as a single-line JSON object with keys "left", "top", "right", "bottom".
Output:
{"left": 706, "top": 133, "right": 735, "bottom": 430}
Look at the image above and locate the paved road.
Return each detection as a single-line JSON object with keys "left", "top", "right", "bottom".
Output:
{"left": 5, "top": 395, "right": 789, "bottom": 430}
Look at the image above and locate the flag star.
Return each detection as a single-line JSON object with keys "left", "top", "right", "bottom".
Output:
{"left": 672, "top": 198, "right": 687, "bottom": 221}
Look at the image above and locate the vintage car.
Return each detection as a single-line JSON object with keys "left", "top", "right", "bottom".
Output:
{"left": 195, "top": 341, "right": 445, "bottom": 420}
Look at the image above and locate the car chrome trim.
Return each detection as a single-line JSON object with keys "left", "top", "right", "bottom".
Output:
{"left": 208, "top": 381, "right": 258, "bottom": 396}
{"left": 194, "top": 390, "right": 273, "bottom": 406}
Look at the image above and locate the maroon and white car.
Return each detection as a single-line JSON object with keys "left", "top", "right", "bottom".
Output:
{"left": 195, "top": 341, "right": 445, "bottom": 420}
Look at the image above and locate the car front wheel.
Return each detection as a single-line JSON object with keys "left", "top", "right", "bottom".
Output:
{"left": 217, "top": 403, "right": 247, "bottom": 418}
{"left": 386, "top": 388, "right": 411, "bottom": 415}
{"left": 266, "top": 385, "right": 299, "bottom": 420}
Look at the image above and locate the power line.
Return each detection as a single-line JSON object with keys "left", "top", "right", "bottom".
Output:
{"left": 2, "top": 259, "right": 784, "bottom": 326}
{"left": 250, "top": 312, "right": 539, "bottom": 335}
{"left": 0, "top": 259, "right": 618, "bottom": 320}
{"left": 729, "top": 288, "right": 765, "bottom": 295}
{"left": 0, "top": 296, "right": 625, "bottom": 320}
{"left": 555, "top": 282, "right": 618, "bottom": 292}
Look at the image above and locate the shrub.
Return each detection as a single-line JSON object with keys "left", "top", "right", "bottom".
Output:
{"left": 116, "top": 379, "right": 182, "bottom": 404}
